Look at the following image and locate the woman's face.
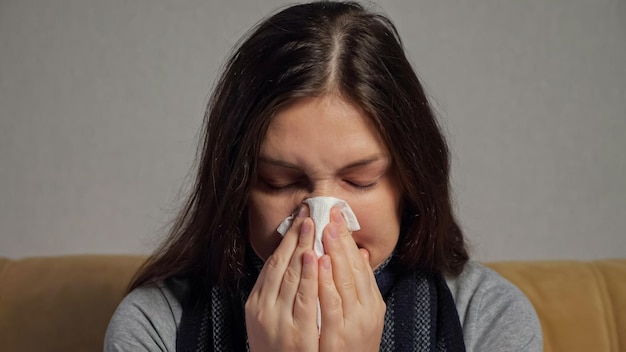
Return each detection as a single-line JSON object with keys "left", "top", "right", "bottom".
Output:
{"left": 247, "top": 95, "right": 402, "bottom": 269}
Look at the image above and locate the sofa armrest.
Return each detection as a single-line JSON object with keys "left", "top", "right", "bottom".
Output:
{"left": 0, "top": 255, "right": 145, "bottom": 352}
{"left": 487, "top": 260, "right": 626, "bottom": 352}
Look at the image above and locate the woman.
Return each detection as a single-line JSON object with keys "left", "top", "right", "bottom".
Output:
{"left": 105, "top": 1, "right": 542, "bottom": 351}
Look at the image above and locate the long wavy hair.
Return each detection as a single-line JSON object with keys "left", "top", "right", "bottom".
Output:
{"left": 130, "top": 1, "right": 468, "bottom": 291}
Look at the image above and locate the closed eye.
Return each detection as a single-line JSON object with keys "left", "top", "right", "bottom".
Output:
{"left": 344, "top": 180, "right": 377, "bottom": 190}
{"left": 263, "top": 181, "right": 294, "bottom": 191}
{"left": 260, "top": 178, "right": 307, "bottom": 192}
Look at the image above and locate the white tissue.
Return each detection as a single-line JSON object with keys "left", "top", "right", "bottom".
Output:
{"left": 276, "top": 196, "right": 360, "bottom": 257}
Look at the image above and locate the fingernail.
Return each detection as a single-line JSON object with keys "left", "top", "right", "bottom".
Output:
{"left": 329, "top": 226, "right": 338, "bottom": 239}
{"left": 331, "top": 208, "right": 343, "bottom": 223}
{"left": 300, "top": 219, "right": 311, "bottom": 234}
{"left": 297, "top": 204, "right": 307, "bottom": 218}
{"left": 303, "top": 252, "right": 314, "bottom": 265}
{"left": 321, "top": 256, "right": 331, "bottom": 270}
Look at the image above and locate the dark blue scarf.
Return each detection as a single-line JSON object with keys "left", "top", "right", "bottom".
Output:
{"left": 175, "top": 251, "right": 466, "bottom": 351}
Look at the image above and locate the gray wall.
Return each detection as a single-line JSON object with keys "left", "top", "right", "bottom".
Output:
{"left": 1, "top": 0, "right": 625, "bottom": 261}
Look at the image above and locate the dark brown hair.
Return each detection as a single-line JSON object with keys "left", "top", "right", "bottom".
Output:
{"left": 130, "top": 1, "right": 468, "bottom": 291}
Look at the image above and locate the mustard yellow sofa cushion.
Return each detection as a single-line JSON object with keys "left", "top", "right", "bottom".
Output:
{"left": 488, "top": 260, "right": 626, "bottom": 352}
{"left": 0, "top": 255, "right": 144, "bottom": 352}
{"left": 0, "top": 256, "right": 624, "bottom": 352}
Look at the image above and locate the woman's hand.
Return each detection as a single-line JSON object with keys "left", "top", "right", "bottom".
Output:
{"left": 318, "top": 207, "right": 386, "bottom": 352}
{"left": 245, "top": 205, "right": 320, "bottom": 352}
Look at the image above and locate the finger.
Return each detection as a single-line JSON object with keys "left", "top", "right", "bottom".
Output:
{"left": 258, "top": 204, "right": 308, "bottom": 303}
{"left": 322, "top": 207, "right": 362, "bottom": 307}
{"left": 318, "top": 255, "right": 343, "bottom": 330}
{"left": 359, "top": 248, "right": 369, "bottom": 262}
{"left": 326, "top": 207, "right": 377, "bottom": 306}
{"left": 359, "top": 248, "right": 381, "bottom": 302}
{"left": 277, "top": 216, "right": 314, "bottom": 308}
{"left": 351, "top": 246, "right": 376, "bottom": 305}
{"left": 293, "top": 249, "right": 319, "bottom": 328}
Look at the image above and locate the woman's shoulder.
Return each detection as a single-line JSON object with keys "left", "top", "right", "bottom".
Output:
{"left": 103, "top": 281, "right": 184, "bottom": 352}
{"left": 445, "top": 260, "right": 543, "bottom": 352}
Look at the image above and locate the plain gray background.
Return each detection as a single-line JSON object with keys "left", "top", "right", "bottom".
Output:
{"left": 1, "top": 0, "right": 625, "bottom": 261}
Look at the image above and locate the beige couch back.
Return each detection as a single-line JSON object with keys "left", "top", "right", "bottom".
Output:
{"left": 0, "top": 256, "right": 624, "bottom": 352}
{"left": 0, "top": 256, "right": 144, "bottom": 352}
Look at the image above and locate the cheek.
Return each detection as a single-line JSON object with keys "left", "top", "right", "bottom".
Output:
{"left": 350, "top": 196, "right": 401, "bottom": 268}
{"left": 247, "top": 192, "right": 297, "bottom": 260}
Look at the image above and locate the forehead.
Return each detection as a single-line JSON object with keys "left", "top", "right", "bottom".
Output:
{"left": 260, "top": 96, "right": 387, "bottom": 159}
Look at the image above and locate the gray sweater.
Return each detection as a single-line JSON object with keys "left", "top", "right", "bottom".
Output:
{"left": 104, "top": 261, "right": 542, "bottom": 351}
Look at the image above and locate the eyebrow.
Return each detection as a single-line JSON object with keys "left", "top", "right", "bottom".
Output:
{"left": 258, "top": 155, "right": 388, "bottom": 172}
{"left": 258, "top": 157, "right": 301, "bottom": 170}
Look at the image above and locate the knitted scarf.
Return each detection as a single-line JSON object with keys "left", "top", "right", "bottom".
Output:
{"left": 175, "top": 252, "right": 466, "bottom": 352}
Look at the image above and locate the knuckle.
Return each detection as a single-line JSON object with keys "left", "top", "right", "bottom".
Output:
{"left": 283, "top": 265, "right": 300, "bottom": 285}
{"left": 328, "top": 295, "right": 342, "bottom": 311}
{"left": 266, "top": 254, "right": 283, "bottom": 270}
{"left": 339, "top": 277, "right": 355, "bottom": 291}
{"left": 245, "top": 304, "right": 263, "bottom": 323}
{"left": 321, "top": 276, "right": 334, "bottom": 289}
{"left": 295, "top": 289, "right": 314, "bottom": 306}
{"left": 244, "top": 293, "right": 259, "bottom": 313}
{"left": 351, "top": 256, "right": 365, "bottom": 271}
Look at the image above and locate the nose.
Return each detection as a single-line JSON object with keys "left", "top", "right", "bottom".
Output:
{"left": 301, "top": 180, "right": 338, "bottom": 202}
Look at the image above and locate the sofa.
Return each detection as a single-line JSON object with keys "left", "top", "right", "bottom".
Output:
{"left": 0, "top": 255, "right": 624, "bottom": 352}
